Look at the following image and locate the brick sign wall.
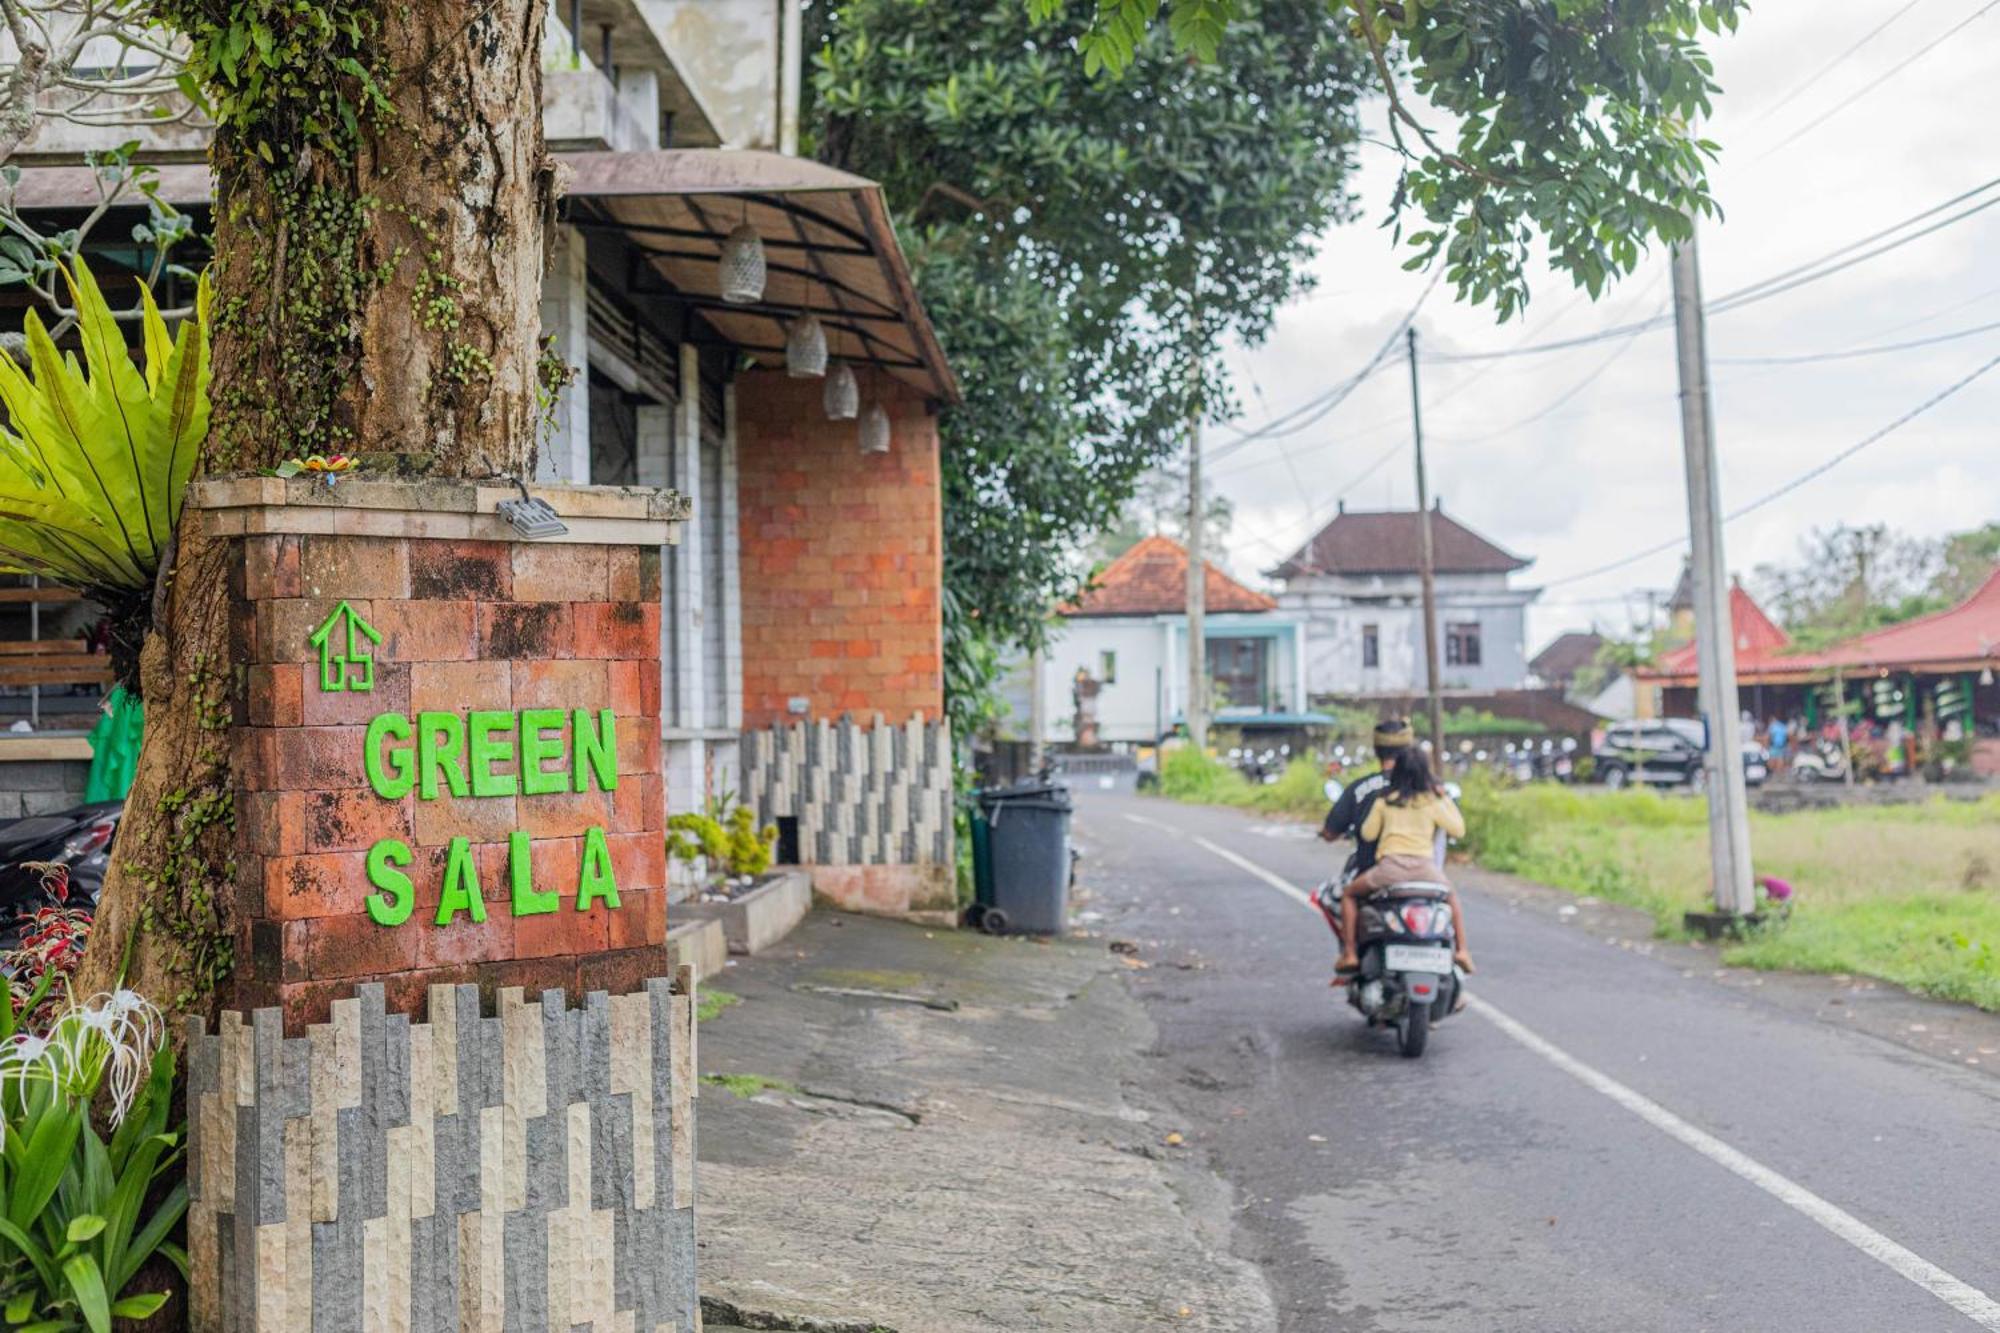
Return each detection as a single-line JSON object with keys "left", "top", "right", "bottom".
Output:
{"left": 200, "top": 478, "right": 685, "bottom": 1030}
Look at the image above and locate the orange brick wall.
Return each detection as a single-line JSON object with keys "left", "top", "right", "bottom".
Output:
{"left": 229, "top": 532, "right": 667, "bottom": 1031}
{"left": 736, "top": 367, "right": 944, "bottom": 728}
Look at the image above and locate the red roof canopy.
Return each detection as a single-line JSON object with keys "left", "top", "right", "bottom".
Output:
{"left": 1064, "top": 535, "right": 1276, "bottom": 617}
{"left": 1641, "top": 568, "right": 2000, "bottom": 683}
{"left": 1642, "top": 584, "right": 1793, "bottom": 683}
{"left": 1789, "top": 567, "right": 2000, "bottom": 674}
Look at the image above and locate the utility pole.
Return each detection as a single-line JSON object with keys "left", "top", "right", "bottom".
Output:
{"left": 1407, "top": 327, "right": 1445, "bottom": 761}
{"left": 1185, "top": 389, "right": 1208, "bottom": 753}
{"left": 1670, "top": 226, "right": 1757, "bottom": 919}
{"left": 1027, "top": 645, "right": 1046, "bottom": 775}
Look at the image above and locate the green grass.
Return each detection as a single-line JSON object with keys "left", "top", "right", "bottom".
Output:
{"left": 701, "top": 1072, "right": 799, "bottom": 1099}
{"left": 1155, "top": 749, "right": 1329, "bottom": 820}
{"left": 1466, "top": 779, "right": 2000, "bottom": 1009}
{"left": 695, "top": 988, "right": 740, "bottom": 1023}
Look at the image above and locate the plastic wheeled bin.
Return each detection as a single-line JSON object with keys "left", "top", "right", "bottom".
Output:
{"left": 970, "top": 781, "right": 1074, "bottom": 935}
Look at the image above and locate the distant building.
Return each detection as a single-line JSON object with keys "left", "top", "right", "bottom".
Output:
{"left": 1002, "top": 536, "right": 1307, "bottom": 745}
{"left": 1269, "top": 503, "right": 1538, "bottom": 699}
{"left": 1528, "top": 631, "right": 1606, "bottom": 694}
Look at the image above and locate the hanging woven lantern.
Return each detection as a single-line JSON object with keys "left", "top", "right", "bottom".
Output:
{"left": 786, "top": 314, "right": 827, "bottom": 378}
{"left": 859, "top": 402, "right": 892, "bottom": 455}
{"left": 718, "top": 222, "right": 766, "bottom": 304}
{"left": 823, "top": 361, "right": 859, "bottom": 420}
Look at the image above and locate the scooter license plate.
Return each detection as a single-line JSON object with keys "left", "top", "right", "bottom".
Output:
{"left": 1383, "top": 945, "right": 1453, "bottom": 974}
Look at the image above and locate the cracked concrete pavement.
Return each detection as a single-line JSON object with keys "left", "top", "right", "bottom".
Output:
{"left": 695, "top": 911, "right": 1275, "bottom": 1332}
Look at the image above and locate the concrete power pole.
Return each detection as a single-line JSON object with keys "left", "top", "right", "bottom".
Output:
{"left": 1185, "top": 397, "right": 1208, "bottom": 753}
{"left": 1670, "top": 227, "right": 1757, "bottom": 919}
{"left": 1407, "top": 327, "right": 1446, "bottom": 761}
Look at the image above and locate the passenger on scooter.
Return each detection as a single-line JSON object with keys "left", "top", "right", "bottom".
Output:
{"left": 1317, "top": 717, "right": 1412, "bottom": 866}
{"left": 1334, "top": 745, "right": 1475, "bottom": 977}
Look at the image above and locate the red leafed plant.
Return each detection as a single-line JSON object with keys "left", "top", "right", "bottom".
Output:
{"left": 4, "top": 862, "right": 91, "bottom": 1032}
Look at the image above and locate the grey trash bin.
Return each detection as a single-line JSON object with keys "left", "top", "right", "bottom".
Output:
{"left": 974, "top": 781, "right": 1073, "bottom": 934}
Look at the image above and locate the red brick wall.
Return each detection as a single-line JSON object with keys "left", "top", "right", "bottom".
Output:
{"left": 230, "top": 532, "right": 667, "bottom": 1030}
{"left": 735, "top": 367, "right": 944, "bottom": 728}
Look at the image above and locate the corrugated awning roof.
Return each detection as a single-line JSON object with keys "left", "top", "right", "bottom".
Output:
{"left": 11, "top": 148, "right": 957, "bottom": 402}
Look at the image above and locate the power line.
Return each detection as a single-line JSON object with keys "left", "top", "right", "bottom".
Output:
{"left": 1425, "top": 175, "right": 2000, "bottom": 364}
{"left": 1209, "top": 268, "right": 1439, "bottom": 458}
{"left": 1749, "top": 0, "right": 1928, "bottom": 126}
{"left": 1427, "top": 285, "right": 1669, "bottom": 444}
{"left": 1712, "top": 317, "right": 2000, "bottom": 366}
{"left": 1755, "top": 0, "right": 2000, "bottom": 161}
{"left": 1542, "top": 346, "right": 2000, "bottom": 589}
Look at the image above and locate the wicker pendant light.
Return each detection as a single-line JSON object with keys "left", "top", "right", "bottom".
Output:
{"left": 786, "top": 314, "right": 827, "bottom": 378}
{"left": 718, "top": 222, "right": 766, "bottom": 305}
{"left": 859, "top": 402, "right": 891, "bottom": 455}
{"left": 823, "top": 361, "right": 859, "bottom": 420}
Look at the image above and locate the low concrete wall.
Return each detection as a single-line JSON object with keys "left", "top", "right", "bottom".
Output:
{"left": 0, "top": 746, "right": 91, "bottom": 818}
{"left": 186, "top": 976, "right": 698, "bottom": 1332}
{"left": 678, "top": 868, "right": 810, "bottom": 955}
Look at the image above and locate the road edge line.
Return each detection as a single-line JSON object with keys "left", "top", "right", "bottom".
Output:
{"left": 1184, "top": 831, "right": 2000, "bottom": 1331}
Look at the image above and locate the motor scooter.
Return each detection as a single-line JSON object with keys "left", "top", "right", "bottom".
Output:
{"left": 1790, "top": 738, "right": 1849, "bottom": 784}
{"left": 0, "top": 800, "right": 121, "bottom": 950}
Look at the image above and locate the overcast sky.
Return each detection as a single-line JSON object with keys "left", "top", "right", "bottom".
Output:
{"left": 1210, "top": 0, "right": 1999, "bottom": 653}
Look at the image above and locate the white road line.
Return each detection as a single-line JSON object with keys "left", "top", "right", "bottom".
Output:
{"left": 1180, "top": 830, "right": 2000, "bottom": 1331}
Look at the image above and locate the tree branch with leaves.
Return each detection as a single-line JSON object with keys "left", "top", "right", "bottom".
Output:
{"left": 1043, "top": 0, "right": 1743, "bottom": 319}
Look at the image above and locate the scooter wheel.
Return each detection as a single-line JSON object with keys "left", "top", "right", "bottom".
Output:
{"left": 1397, "top": 1002, "right": 1430, "bottom": 1058}
{"left": 980, "top": 907, "right": 1010, "bottom": 935}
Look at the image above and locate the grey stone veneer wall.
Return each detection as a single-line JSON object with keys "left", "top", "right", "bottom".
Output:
{"left": 185, "top": 975, "right": 698, "bottom": 1332}
{"left": 741, "top": 714, "right": 953, "bottom": 866}
{"left": 0, "top": 757, "right": 89, "bottom": 818}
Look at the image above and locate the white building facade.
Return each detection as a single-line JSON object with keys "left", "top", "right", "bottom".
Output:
{"left": 1271, "top": 504, "right": 1539, "bottom": 700}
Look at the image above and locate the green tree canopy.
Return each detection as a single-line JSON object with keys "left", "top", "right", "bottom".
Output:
{"left": 1043, "top": 0, "right": 1744, "bottom": 318}
{"left": 810, "top": 0, "right": 1369, "bottom": 735}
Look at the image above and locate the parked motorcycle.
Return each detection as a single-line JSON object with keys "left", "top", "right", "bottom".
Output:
{"left": 1790, "top": 739, "right": 1849, "bottom": 784}
{"left": 0, "top": 800, "right": 121, "bottom": 950}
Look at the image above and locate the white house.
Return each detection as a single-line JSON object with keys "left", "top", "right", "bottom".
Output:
{"left": 1271, "top": 503, "right": 1539, "bottom": 700}
{"left": 1006, "top": 536, "right": 1308, "bottom": 745}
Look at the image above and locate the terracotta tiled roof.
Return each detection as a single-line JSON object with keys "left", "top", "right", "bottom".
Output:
{"left": 1643, "top": 584, "right": 1792, "bottom": 679}
{"left": 1064, "top": 535, "right": 1276, "bottom": 617}
{"left": 1788, "top": 566, "right": 2000, "bottom": 674}
{"left": 1530, "top": 631, "right": 1605, "bottom": 684}
{"left": 1270, "top": 506, "right": 1531, "bottom": 579}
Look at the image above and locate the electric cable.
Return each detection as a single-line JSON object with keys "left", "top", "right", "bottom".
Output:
{"left": 1749, "top": 0, "right": 1928, "bottom": 126}
{"left": 1755, "top": 0, "right": 2000, "bottom": 161}
{"left": 1540, "top": 346, "right": 2000, "bottom": 590}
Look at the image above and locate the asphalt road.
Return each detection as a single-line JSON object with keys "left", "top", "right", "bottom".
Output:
{"left": 1073, "top": 787, "right": 2000, "bottom": 1333}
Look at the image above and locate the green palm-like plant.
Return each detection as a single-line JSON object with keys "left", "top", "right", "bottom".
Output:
{"left": 0, "top": 260, "right": 212, "bottom": 682}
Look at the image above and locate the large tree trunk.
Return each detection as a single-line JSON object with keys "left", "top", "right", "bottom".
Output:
{"left": 76, "top": 0, "right": 553, "bottom": 1018}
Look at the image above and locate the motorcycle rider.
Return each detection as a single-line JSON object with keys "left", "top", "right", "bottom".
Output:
{"left": 1317, "top": 717, "right": 1475, "bottom": 988}
{"left": 1314, "top": 718, "right": 1413, "bottom": 971}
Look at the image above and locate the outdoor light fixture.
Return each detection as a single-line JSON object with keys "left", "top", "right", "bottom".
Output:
{"left": 719, "top": 222, "right": 766, "bottom": 305}
{"left": 1984, "top": 665, "right": 1996, "bottom": 687}
{"left": 823, "top": 361, "right": 858, "bottom": 419}
{"left": 786, "top": 314, "right": 827, "bottom": 378}
{"left": 498, "top": 478, "right": 568, "bottom": 540}
{"left": 859, "top": 402, "right": 891, "bottom": 454}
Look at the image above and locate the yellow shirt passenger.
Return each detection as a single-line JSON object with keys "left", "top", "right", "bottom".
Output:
{"left": 1359, "top": 791, "right": 1465, "bottom": 862}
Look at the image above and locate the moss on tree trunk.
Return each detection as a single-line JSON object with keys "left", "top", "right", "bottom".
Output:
{"left": 76, "top": 0, "right": 554, "bottom": 1019}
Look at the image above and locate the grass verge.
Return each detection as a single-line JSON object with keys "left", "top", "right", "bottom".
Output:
{"left": 1457, "top": 775, "right": 2000, "bottom": 1010}
{"left": 696, "top": 988, "right": 741, "bottom": 1023}
{"left": 701, "top": 1072, "right": 799, "bottom": 1099}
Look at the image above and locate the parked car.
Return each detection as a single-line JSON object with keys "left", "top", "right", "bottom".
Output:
{"left": 1594, "top": 720, "right": 1768, "bottom": 790}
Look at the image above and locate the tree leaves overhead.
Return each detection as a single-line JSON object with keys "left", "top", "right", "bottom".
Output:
{"left": 812, "top": 0, "right": 1367, "bottom": 732}
{"left": 1049, "top": 0, "right": 1743, "bottom": 320}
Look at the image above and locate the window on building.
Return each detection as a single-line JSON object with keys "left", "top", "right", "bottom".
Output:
{"left": 1446, "top": 622, "right": 1482, "bottom": 667}
{"left": 1361, "top": 624, "right": 1379, "bottom": 669}
{"left": 1098, "top": 650, "right": 1117, "bottom": 684}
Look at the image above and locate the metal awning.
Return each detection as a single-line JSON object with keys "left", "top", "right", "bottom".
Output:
{"left": 9, "top": 148, "right": 958, "bottom": 402}
{"left": 562, "top": 150, "right": 957, "bottom": 402}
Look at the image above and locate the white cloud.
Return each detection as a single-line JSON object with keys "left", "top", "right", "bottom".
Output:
{"left": 1210, "top": 0, "right": 2000, "bottom": 653}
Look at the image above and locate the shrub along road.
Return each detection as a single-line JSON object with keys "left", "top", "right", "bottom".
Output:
{"left": 1079, "top": 788, "right": 2000, "bottom": 1332}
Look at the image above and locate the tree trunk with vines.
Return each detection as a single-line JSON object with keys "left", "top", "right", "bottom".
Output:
{"left": 76, "top": 0, "right": 554, "bottom": 1022}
